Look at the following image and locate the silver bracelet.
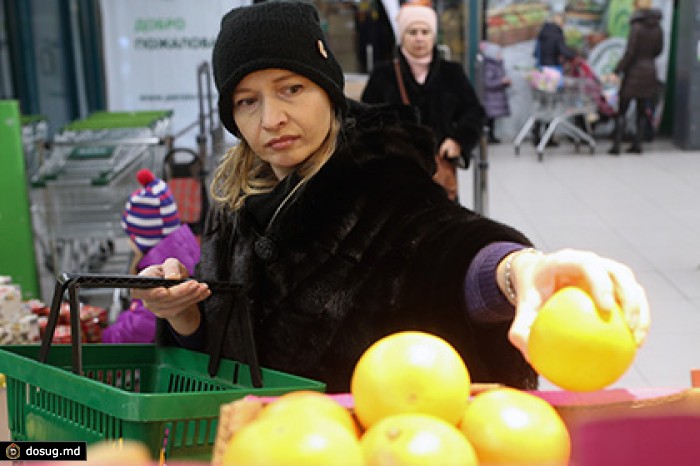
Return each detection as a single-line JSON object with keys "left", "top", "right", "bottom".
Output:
{"left": 504, "top": 247, "right": 540, "bottom": 302}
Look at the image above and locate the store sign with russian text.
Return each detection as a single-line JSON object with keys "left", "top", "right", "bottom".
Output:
{"left": 100, "top": 0, "right": 249, "bottom": 148}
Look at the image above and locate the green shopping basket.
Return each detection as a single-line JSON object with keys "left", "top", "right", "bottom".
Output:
{"left": 0, "top": 273, "right": 325, "bottom": 461}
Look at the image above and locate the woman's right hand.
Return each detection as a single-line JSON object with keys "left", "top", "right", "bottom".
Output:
{"left": 131, "top": 257, "right": 211, "bottom": 335}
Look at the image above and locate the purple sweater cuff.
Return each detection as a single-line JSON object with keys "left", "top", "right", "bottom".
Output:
{"left": 465, "top": 242, "right": 526, "bottom": 322}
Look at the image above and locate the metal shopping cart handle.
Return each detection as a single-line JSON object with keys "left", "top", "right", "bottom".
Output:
{"left": 36, "top": 273, "right": 262, "bottom": 387}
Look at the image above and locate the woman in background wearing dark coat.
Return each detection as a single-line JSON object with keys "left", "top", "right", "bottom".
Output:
{"left": 361, "top": 2, "right": 483, "bottom": 201}
{"left": 481, "top": 41, "right": 511, "bottom": 144}
{"left": 608, "top": 0, "right": 663, "bottom": 155}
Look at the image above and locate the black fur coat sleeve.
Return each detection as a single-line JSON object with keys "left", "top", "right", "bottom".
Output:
{"left": 195, "top": 103, "right": 537, "bottom": 393}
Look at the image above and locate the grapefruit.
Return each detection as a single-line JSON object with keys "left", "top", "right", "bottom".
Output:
{"left": 257, "top": 390, "right": 359, "bottom": 437}
{"left": 459, "top": 387, "right": 571, "bottom": 465}
{"left": 361, "top": 413, "right": 478, "bottom": 465}
{"left": 351, "top": 331, "right": 471, "bottom": 429}
{"left": 222, "top": 414, "right": 364, "bottom": 465}
{"left": 528, "top": 286, "right": 637, "bottom": 391}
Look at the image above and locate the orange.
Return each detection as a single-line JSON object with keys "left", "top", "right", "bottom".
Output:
{"left": 222, "top": 414, "right": 364, "bottom": 465}
{"left": 528, "top": 286, "right": 637, "bottom": 391}
{"left": 361, "top": 413, "right": 479, "bottom": 465}
{"left": 256, "top": 390, "right": 359, "bottom": 437}
{"left": 351, "top": 331, "right": 470, "bottom": 429}
{"left": 459, "top": 387, "right": 570, "bottom": 465}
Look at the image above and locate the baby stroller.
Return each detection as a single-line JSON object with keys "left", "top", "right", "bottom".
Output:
{"left": 162, "top": 147, "right": 209, "bottom": 238}
{"left": 564, "top": 56, "right": 617, "bottom": 122}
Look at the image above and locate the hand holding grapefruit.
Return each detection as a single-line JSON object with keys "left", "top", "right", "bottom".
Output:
{"left": 528, "top": 286, "right": 637, "bottom": 391}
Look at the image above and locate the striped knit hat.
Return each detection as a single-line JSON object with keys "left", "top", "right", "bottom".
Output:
{"left": 121, "top": 168, "right": 180, "bottom": 253}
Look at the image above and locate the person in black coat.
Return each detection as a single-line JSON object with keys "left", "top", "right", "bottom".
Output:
{"left": 360, "top": 3, "right": 483, "bottom": 201}
{"left": 607, "top": 0, "right": 663, "bottom": 155}
{"left": 133, "top": 1, "right": 650, "bottom": 394}
{"left": 532, "top": 12, "right": 577, "bottom": 145}
{"left": 534, "top": 13, "right": 576, "bottom": 69}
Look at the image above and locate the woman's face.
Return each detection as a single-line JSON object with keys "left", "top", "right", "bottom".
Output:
{"left": 233, "top": 68, "right": 333, "bottom": 180}
{"left": 402, "top": 21, "right": 434, "bottom": 58}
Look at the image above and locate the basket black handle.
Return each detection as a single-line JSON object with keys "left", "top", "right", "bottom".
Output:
{"left": 37, "top": 273, "right": 255, "bottom": 382}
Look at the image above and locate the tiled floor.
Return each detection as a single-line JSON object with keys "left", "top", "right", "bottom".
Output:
{"left": 458, "top": 137, "right": 700, "bottom": 390}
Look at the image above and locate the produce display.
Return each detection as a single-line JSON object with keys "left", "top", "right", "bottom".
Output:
{"left": 486, "top": 1, "right": 631, "bottom": 57}
{"left": 0, "top": 275, "right": 108, "bottom": 345}
{"left": 31, "top": 300, "right": 108, "bottom": 344}
{"left": 1, "top": 287, "right": 651, "bottom": 465}
{"left": 212, "top": 330, "right": 579, "bottom": 465}
{"left": 564, "top": 0, "right": 608, "bottom": 51}
{"left": 0, "top": 278, "right": 40, "bottom": 345}
{"left": 486, "top": 2, "right": 550, "bottom": 47}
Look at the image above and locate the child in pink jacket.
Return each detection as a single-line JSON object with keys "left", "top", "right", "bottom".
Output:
{"left": 101, "top": 169, "right": 200, "bottom": 343}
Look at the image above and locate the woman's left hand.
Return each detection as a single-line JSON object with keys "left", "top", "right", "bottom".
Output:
{"left": 506, "top": 248, "right": 650, "bottom": 361}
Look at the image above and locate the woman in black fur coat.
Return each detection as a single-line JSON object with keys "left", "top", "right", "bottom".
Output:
{"left": 134, "top": 2, "right": 650, "bottom": 393}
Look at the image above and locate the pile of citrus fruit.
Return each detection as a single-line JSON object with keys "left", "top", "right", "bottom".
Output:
{"left": 221, "top": 330, "right": 573, "bottom": 465}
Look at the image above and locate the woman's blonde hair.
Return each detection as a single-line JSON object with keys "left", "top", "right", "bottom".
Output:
{"left": 211, "top": 115, "right": 342, "bottom": 211}
{"left": 635, "top": 0, "right": 652, "bottom": 9}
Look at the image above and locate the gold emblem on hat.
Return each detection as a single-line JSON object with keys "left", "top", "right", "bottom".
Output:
{"left": 317, "top": 39, "right": 328, "bottom": 59}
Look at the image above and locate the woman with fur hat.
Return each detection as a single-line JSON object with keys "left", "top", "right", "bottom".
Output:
{"left": 101, "top": 168, "right": 200, "bottom": 343}
{"left": 361, "top": 1, "right": 483, "bottom": 201}
{"left": 132, "top": 1, "right": 650, "bottom": 393}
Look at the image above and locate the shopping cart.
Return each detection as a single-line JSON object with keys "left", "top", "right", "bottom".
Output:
{"left": 31, "top": 111, "right": 173, "bottom": 277}
{"left": 513, "top": 67, "right": 598, "bottom": 161}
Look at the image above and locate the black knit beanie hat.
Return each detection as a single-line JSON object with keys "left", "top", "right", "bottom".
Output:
{"left": 213, "top": 1, "right": 347, "bottom": 137}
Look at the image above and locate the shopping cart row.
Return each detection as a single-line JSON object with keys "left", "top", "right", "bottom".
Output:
{"left": 29, "top": 111, "right": 173, "bottom": 283}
